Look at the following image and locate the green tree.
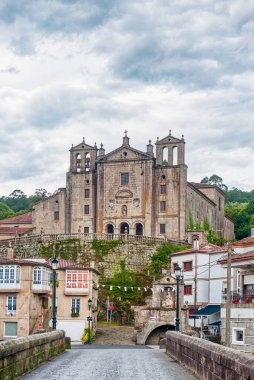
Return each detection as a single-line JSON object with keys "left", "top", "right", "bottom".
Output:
{"left": 0, "top": 202, "right": 14, "bottom": 219}
{"left": 201, "top": 174, "right": 228, "bottom": 192}
{"left": 149, "top": 243, "right": 189, "bottom": 278}
{"left": 225, "top": 202, "right": 251, "bottom": 240}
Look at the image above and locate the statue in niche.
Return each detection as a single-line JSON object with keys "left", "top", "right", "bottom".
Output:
{"left": 122, "top": 205, "right": 127, "bottom": 216}
{"left": 161, "top": 287, "right": 174, "bottom": 308}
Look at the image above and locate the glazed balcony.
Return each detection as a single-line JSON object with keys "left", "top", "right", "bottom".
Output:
{"left": 0, "top": 280, "right": 21, "bottom": 292}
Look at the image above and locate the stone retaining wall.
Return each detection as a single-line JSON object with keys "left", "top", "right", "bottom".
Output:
{"left": 165, "top": 331, "right": 254, "bottom": 379}
{"left": 0, "top": 330, "right": 66, "bottom": 380}
{"left": 0, "top": 236, "right": 168, "bottom": 277}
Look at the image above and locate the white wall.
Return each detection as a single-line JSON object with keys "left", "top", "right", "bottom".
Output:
{"left": 197, "top": 280, "right": 209, "bottom": 303}
{"left": 221, "top": 307, "right": 254, "bottom": 319}
{"left": 57, "top": 320, "right": 86, "bottom": 342}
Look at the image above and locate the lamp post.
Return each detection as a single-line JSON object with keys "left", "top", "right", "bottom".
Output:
{"left": 51, "top": 257, "right": 59, "bottom": 330}
{"left": 175, "top": 263, "right": 182, "bottom": 332}
{"left": 87, "top": 298, "right": 93, "bottom": 344}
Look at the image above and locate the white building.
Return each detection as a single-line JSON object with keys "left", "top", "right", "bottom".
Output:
{"left": 219, "top": 251, "right": 254, "bottom": 352}
{"left": 171, "top": 243, "right": 230, "bottom": 329}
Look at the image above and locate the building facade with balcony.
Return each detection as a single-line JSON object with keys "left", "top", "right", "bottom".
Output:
{"left": 51, "top": 259, "right": 99, "bottom": 342}
{"left": 219, "top": 251, "right": 254, "bottom": 352}
{"left": 0, "top": 256, "right": 52, "bottom": 339}
{"left": 171, "top": 243, "right": 230, "bottom": 330}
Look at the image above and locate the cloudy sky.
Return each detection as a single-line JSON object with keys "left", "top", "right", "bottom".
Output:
{"left": 0, "top": 0, "right": 254, "bottom": 196}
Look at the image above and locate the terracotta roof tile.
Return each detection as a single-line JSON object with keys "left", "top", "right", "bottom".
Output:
{"left": 218, "top": 251, "right": 254, "bottom": 265}
{"left": 0, "top": 227, "right": 33, "bottom": 235}
{"left": 0, "top": 212, "right": 32, "bottom": 224}
{"left": 234, "top": 236, "right": 254, "bottom": 245}
{"left": 0, "top": 257, "right": 51, "bottom": 267}
{"left": 46, "top": 258, "right": 100, "bottom": 274}
{"left": 171, "top": 243, "right": 227, "bottom": 256}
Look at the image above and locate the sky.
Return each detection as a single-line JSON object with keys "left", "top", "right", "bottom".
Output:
{"left": 0, "top": 0, "right": 254, "bottom": 196}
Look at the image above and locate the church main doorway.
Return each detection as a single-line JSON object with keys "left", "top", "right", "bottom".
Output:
{"left": 120, "top": 222, "right": 129, "bottom": 234}
{"left": 106, "top": 224, "right": 114, "bottom": 234}
{"left": 135, "top": 223, "right": 143, "bottom": 236}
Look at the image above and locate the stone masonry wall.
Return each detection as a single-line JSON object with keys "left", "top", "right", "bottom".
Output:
{"left": 0, "top": 330, "right": 66, "bottom": 380}
{"left": 165, "top": 331, "right": 254, "bottom": 380}
{"left": 0, "top": 235, "right": 179, "bottom": 277}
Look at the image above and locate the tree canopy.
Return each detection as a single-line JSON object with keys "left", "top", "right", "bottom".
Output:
{"left": 0, "top": 189, "right": 50, "bottom": 220}
{"left": 201, "top": 174, "right": 228, "bottom": 192}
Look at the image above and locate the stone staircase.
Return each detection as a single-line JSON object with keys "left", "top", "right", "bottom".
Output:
{"left": 93, "top": 323, "right": 136, "bottom": 345}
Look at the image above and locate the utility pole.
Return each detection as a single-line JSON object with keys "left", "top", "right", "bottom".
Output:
{"left": 225, "top": 244, "right": 232, "bottom": 347}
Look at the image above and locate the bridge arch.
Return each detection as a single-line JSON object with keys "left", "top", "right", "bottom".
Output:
{"left": 143, "top": 323, "right": 175, "bottom": 345}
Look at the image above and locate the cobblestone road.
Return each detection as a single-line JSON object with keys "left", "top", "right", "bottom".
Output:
{"left": 21, "top": 346, "right": 196, "bottom": 380}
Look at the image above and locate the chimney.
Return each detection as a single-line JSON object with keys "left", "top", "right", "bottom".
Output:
{"left": 89, "top": 259, "right": 95, "bottom": 269}
{"left": 7, "top": 242, "right": 14, "bottom": 259}
{"left": 251, "top": 226, "right": 254, "bottom": 237}
{"left": 193, "top": 237, "right": 199, "bottom": 250}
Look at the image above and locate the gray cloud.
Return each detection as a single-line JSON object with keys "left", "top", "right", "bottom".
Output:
{"left": 0, "top": 0, "right": 254, "bottom": 194}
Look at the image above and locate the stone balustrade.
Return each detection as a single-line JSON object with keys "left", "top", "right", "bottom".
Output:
{"left": 0, "top": 330, "right": 66, "bottom": 380}
{"left": 0, "top": 232, "right": 187, "bottom": 246}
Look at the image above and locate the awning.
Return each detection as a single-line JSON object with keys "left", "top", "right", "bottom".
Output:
{"left": 192, "top": 305, "right": 220, "bottom": 317}
{"left": 208, "top": 321, "right": 221, "bottom": 326}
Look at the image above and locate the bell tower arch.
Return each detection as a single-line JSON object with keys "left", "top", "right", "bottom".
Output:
{"left": 155, "top": 130, "right": 185, "bottom": 166}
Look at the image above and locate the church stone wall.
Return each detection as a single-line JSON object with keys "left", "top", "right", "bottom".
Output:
{"left": 186, "top": 185, "right": 215, "bottom": 229}
{"left": 97, "top": 159, "right": 154, "bottom": 236}
{"left": 32, "top": 190, "right": 66, "bottom": 235}
{"left": 197, "top": 186, "right": 225, "bottom": 237}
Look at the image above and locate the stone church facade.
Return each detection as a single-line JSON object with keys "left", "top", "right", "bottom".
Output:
{"left": 32, "top": 132, "right": 234, "bottom": 241}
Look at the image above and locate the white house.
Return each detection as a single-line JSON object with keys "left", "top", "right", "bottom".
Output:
{"left": 219, "top": 250, "right": 254, "bottom": 352}
{"left": 171, "top": 243, "right": 231, "bottom": 329}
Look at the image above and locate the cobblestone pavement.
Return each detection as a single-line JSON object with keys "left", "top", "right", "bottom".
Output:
{"left": 93, "top": 323, "right": 136, "bottom": 345}
{"left": 21, "top": 346, "right": 196, "bottom": 380}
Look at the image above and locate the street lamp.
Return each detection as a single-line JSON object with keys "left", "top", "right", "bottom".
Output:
{"left": 51, "top": 257, "right": 59, "bottom": 330}
{"left": 88, "top": 298, "right": 92, "bottom": 310}
{"left": 87, "top": 298, "right": 93, "bottom": 344}
{"left": 175, "top": 263, "right": 182, "bottom": 332}
{"left": 87, "top": 316, "right": 93, "bottom": 344}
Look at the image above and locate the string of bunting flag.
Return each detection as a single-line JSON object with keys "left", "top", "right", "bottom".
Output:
{"left": 95, "top": 284, "right": 175, "bottom": 292}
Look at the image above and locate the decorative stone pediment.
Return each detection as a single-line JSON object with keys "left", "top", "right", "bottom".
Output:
{"left": 99, "top": 146, "right": 151, "bottom": 162}
{"left": 115, "top": 190, "right": 133, "bottom": 198}
{"left": 156, "top": 132, "right": 184, "bottom": 146}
